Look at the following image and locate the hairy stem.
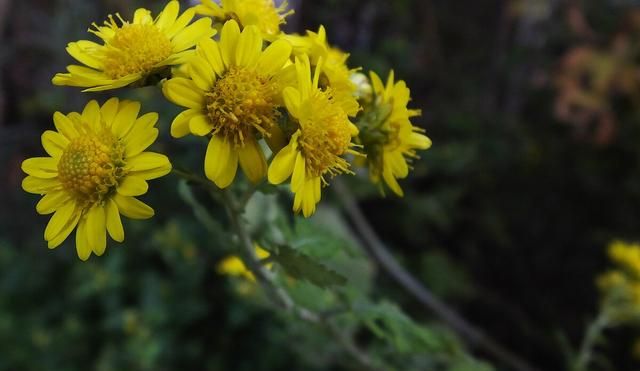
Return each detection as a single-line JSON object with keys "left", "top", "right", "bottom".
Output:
{"left": 333, "top": 179, "right": 541, "bottom": 371}
{"left": 574, "top": 311, "right": 610, "bottom": 371}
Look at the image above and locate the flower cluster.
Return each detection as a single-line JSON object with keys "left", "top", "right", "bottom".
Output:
{"left": 597, "top": 240, "right": 640, "bottom": 322}
{"left": 23, "top": 0, "right": 431, "bottom": 259}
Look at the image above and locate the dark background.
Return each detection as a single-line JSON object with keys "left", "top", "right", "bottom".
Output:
{"left": 2, "top": 0, "right": 640, "bottom": 370}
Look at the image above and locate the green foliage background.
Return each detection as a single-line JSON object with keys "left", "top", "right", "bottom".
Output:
{"left": 2, "top": 0, "right": 640, "bottom": 370}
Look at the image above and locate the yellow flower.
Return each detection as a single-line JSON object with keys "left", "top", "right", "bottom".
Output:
{"left": 52, "top": 1, "right": 216, "bottom": 91}
{"left": 21, "top": 99, "right": 172, "bottom": 260}
{"left": 163, "top": 20, "right": 293, "bottom": 188}
{"left": 360, "top": 71, "right": 431, "bottom": 197}
{"left": 195, "top": 0, "right": 293, "bottom": 39}
{"left": 217, "top": 245, "right": 271, "bottom": 282}
{"left": 282, "top": 25, "right": 360, "bottom": 117}
{"left": 268, "top": 55, "right": 359, "bottom": 217}
{"left": 608, "top": 240, "right": 640, "bottom": 278}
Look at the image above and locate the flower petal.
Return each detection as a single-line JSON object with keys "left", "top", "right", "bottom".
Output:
{"left": 268, "top": 140, "right": 297, "bottom": 184}
{"left": 100, "top": 97, "right": 120, "bottom": 126}
{"left": 22, "top": 157, "right": 58, "bottom": 179}
{"left": 112, "top": 100, "right": 141, "bottom": 138}
{"left": 156, "top": 0, "right": 179, "bottom": 31}
{"left": 117, "top": 176, "right": 149, "bottom": 196}
{"left": 256, "top": 39, "right": 292, "bottom": 75}
{"left": 41, "top": 130, "right": 69, "bottom": 158}
{"left": 47, "top": 209, "right": 81, "bottom": 249}
{"left": 235, "top": 25, "right": 262, "bottom": 67}
{"left": 105, "top": 198, "right": 124, "bottom": 242}
{"left": 189, "top": 56, "right": 216, "bottom": 91}
{"left": 126, "top": 152, "right": 172, "bottom": 180}
{"left": 114, "top": 194, "right": 155, "bottom": 220}
{"left": 204, "top": 135, "right": 237, "bottom": 188}
{"left": 238, "top": 138, "right": 267, "bottom": 184}
{"left": 22, "top": 176, "right": 61, "bottom": 194}
{"left": 170, "top": 109, "right": 200, "bottom": 138}
{"left": 220, "top": 20, "right": 241, "bottom": 68}
{"left": 124, "top": 128, "right": 159, "bottom": 158}
{"left": 53, "top": 112, "right": 79, "bottom": 139}
{"left": 44, "top": 201, "right": 76, "bottom": 241}
{"left": 198, "top": 38, "right": 225, "bottom": 76}
{"left": 86, "top": 205, "right": 107, "bottom": 256}
{"left": 36, "top": 190, "right": 70, "bottom": 215}
{"left": 75, "top": 218, "right": 91, "bottom": 261}
{"left": 172, "top": 17, "right": 215, "bottom": 52}
{"left": 291, "top": 152, "right": 306, "bottom": 193}
{"left": 162, "top": 78, "right": 205, "bottom": 109}
{"left": 190, "top": 114, "right": 213, "bottom": 136}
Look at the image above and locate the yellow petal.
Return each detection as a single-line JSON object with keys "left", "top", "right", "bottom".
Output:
{"left": 135, "top": 112, "right": 159, "bottom": 131}
{"left": 291, "top": 152, "right": 306, "bottom": 193}
{"left": 47, "top": 210, "right": 80, "bottom": 249}
{"left": 105, "top": 198, "right": 124, "bottom": 243}
{"left": 267, "top": 140, "right": 297, "bottom": 184}
{"left": 235, "top": 26, "right": 262, "bottom": 67}
{"left": 22, "top": 157, "right": 58, "bottom": 179}
{"left": 75, "top": 218, "right": 91, "bottom": 261}
{"left": 22, "top": 176, "right": 61, "bottom": 194}
{"left": 238, "top": 138, "right": 267, "bottom": 184}
{"left": 124, "top": 128, "right": 159, "bottom": 158}
{"left": 170, "top": 109, "right": 200, "bottom": 138}
{"left": 369, "top": 71, "right": 384, "bottom": 96}
{"left": 197, "top": 38, "right": 225, "bottom": 76}
{"left": 382, "top": 167, "right": 404, "bottom": 197}
{"left": 114, "top": 194, "right": 155, "bottom": 219}
{"left": 282, "top": 87, "right": 301, "bottom": 119}
{"left": 36, "top": 190, "right": 70, "bottom": 215}
{"left": 162, "top": 78, "right": 205, "bottom": 109}
{"left": 133, "top": 8, "right": 152, "bottom": 24}
{"left": 256, "top": 39, "right": 292, "bottom": 75}
{"left": 156, "top": 0, "right": 179, "bottom": 31}
{"left": 172, "top": 17, "right": 215, "bottom": 52}
{"left": 44, "top": 201, "right": 76, "bottom": 241}
{"left": 117, "top": 176, "right": 149, "bottom": 196}
{"left": 204, "top": 135, "right": 238, "bottom": 188}
{"left": 408, "top": 132, "right": 432, "bottom": 149}
{"left": 81, "top": 100, "right": 101, "bottom": 130}
{"left": 220, "top": 20, "right": 241, "bottom": 68}
{"left": 53, "top": 112, "right": 79, "bottom": 139}
{"left": 165, "top": 7, "right": 196, "bottom": 39}
{"left": 100, "top": 97, "right": 120, "bottom": 126}
{"left": 66, "top": 42, "right": 102, "bottom": 69}
{"left": 294, "top": 55, "right": 312, "bottom": 98}
{"left": 126, "top": 152, "right": 172, "bottom": 180}
{"left": 189, "top": 56, "right": 216, "bottom": 91}
{"left": 112, "top": 100, "right": 141, "bottom": 138}
{"left": 190, "top": 114, "right": 213, "bottom": 136}
{"left": 41, "top": 130, "right": 69, "bottom": 158}
{"left": 86, "top": 205, "right": 107, "bottom": 256}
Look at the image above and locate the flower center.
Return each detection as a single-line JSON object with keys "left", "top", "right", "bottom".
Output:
{"left": 58, "top": 129, "right": 126, "bottom": 206}
{"left": 204, "top": 67, "right": 280, "bottom": 147}
{"left": 103, "top": 23, "right": 172, "bottom": 79}
{"left": 297, "top": 91, "right": 353, "bottom": 178}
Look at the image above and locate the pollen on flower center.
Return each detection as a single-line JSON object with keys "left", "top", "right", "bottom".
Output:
{"left": 57, "top": 130, "right": 126, "bottom": 205}
{"left": 297, "top": 91, "right": 352, "bottom": 178}
{"left": 204, "top": 67, "right": 280, "bottom": 147}
{"left": 103, "top": 23, "right": 172, "bottom": 79}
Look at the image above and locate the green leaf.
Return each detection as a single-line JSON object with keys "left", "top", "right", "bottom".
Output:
{"left": 271, "top": 244, "right": 348, "bottom": 288}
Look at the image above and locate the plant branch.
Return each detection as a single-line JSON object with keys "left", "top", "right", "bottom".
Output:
{"left": 574, "top": 310, "right": 610, "bottom": 371}
{"left": 219, "top": 187, "right": 381, "bottom": 370}
{"left": 333, "top": 179, "right": 541, "bottom": 371}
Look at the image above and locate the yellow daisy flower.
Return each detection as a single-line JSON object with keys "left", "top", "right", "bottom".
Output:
{"left": 282, "top": 25, "right": 360, "bottom": 117}
{"left": 21, "top": 99, "right": 172, "bottom": 260}
{"left": 361, "top": 71, "right": 431, "bottom": 197}
{"left": 52, "top": 1, "right": 216, "bottom": 92}
{"left": 267, "top": 55, "right": 360, "bottom": 217}
{"left": 195, "top": 0, "right": 293, "bottom": 39}
{"left": 162, "top": 20, "right": 293, "bottom": 188}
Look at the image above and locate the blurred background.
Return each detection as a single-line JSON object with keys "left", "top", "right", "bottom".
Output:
{"left": 3, "top": 0, "right": 640, "bottom": 369}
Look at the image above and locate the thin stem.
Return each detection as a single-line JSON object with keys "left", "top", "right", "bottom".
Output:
{"left": 333, "top": 179, "right": 541, "bottom": 371}
{"left": 574, "top": 311, "right": 610, "bottom": 371}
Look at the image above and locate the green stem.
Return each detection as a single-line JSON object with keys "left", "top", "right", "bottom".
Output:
{"left": 574, "top": 311, "right": 610, "bottom": 371}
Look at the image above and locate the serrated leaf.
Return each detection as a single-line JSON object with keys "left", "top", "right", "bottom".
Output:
{"left": 272, "top": 244, "right": 347, "bottom": 288}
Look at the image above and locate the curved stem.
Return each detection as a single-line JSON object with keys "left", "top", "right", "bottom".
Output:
{"left": 574, "top": 311, "right": 610, "bottom": 371}
{"left": 333, "top": 179, "right": 541, "bottom": 371}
